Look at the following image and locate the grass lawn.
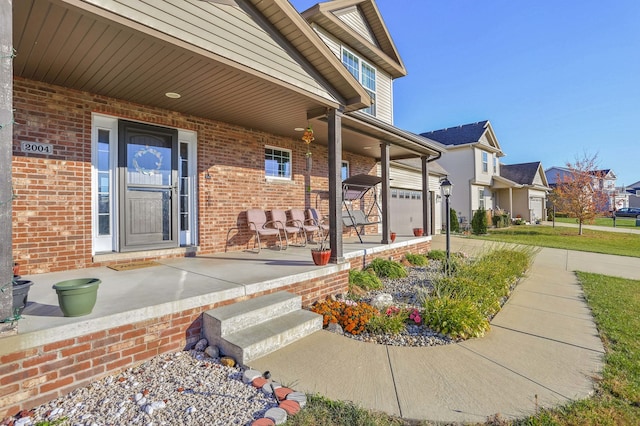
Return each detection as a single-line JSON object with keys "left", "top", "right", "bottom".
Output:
{"left": 471, "top": 225, "right": 640, "bottom": 258}
{"left": 554, "top": 216, "right": 638, "bottom": 228}
{"left": 287, "top": 272, "right": 640, "bottom": 426}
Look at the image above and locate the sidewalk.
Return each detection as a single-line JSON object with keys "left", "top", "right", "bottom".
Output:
{"left": 249, "top": 236, "right": 621, "bottom": 423}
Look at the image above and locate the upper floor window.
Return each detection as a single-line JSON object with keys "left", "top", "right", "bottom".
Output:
{"left": 493, "top": 157, "right": 497, "bottom": 173}
{"left": 342, "top": 47, "right": 376, "bottom": 116}
{"left": 482, "top": 152, "right": 488, "bottom": 173}
{"left": 265, "top": 146, "right": 291, "bottom": 180}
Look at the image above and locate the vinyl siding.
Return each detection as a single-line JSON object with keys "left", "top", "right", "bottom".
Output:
{"left": 533, "top": 170, "right": 544, "bottom": 186}
{"left": 388, "top": 165, "right": 441, "bottom": 192}
{"left": 313, "top": 26, "right": 392, "bottom": 123}
{"left": 84, "top": 0, "right": 336, "bottom": 101}
{"left": 334, "top": 5, "right": 377, "bottom": 46}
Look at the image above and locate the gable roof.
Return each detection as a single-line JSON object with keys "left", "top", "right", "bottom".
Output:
{"left": 420, "top": 120, "right": 504, "bottom": 156}
{"left": 501, "top": 162, "right": 549, "bottom": 187}
{"left": 248, "top": 0, "right": 372, "bottom": 110}
{"left": 421, "top": 120, "right": 488, "bottom": 146}
{"left": 301, "top": 0, "right": 407, "bottom": 78}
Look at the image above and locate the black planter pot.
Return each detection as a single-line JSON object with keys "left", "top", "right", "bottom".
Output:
{"left": 13, "top": 279, "right": 33, "bottom": 316}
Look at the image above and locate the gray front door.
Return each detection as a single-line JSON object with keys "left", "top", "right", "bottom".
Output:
{"left": 119, "top": 121, "right": 178, "bottom": 251}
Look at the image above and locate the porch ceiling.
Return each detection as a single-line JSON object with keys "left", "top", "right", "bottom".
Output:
{"left": 13, "top": 0, "right": 335, "bottom": 142}
{"left": 308, "top": 111, "right": 444, "bottom": 160}
{"left": 12, "top": 0, "right": 440, "bottom": 161}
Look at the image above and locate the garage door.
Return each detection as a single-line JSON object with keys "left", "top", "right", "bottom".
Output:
{"left": 390, "top": 188, "right": 423, "bottom": 235}
{"left": 530, "top": 197, "right": 543, "bottom": 221}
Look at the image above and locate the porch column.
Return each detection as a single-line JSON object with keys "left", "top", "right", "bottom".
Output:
{"left": 380, "top": 142, "right": 390, "bottom": 243}
{"left": 421, "top": 155, "right": 430, "bottom": 236}
{"left": 327, "top": 108, "right": 344, "bottom": 263}
{"left": 509, "top": 187, "right": 513, "bottom": 219}
{"left": 0, "top": 0, "right": 14, "bottom": 328}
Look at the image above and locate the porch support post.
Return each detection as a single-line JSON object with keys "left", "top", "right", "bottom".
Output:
{"left": 380, "top": 142, "right": 390, "bottom": 244}
{"left": 421, "top": 155, "right": 431, "bottom": 236}
{"left": 0, "top": 0, "right": 14, "bottom": 328}
{"left": 327, "top": 108, "right": 344, "bottom": 263}
{"left": 509, "top": 187, "right": 513, "bottom": 219}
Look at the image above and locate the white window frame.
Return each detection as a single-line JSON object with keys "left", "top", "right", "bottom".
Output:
{"left": 482, "top": 151, "right": 488, "bottom": 173}
{"left": 341, "top": 160, "right": 350, "bottom": 180}
{"left": 265, "top": 146, "right": 292, "bottom": 180}
{"left": 178, "top": 130, "right": 198, "bottom": 246}
{"left": 91, "top": 114, "right": 198, "bottom": 253}
{"left": 341, "top": 46, "right": 377, "bottom": 116}
{"left": 92, "top": 115, "right": 118, "bottom": 254}
{"left": 479, "top": 188, "right": 486, "bottom": 210}
{"left": 493, "top": 156, "right": 497, "bottom": 174}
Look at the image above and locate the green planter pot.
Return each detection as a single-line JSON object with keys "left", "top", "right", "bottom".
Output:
{"left": 53, "top": 278, "right": 101, "bottom": 317}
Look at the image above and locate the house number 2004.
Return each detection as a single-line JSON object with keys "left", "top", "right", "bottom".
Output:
{"left": 21, "top": 141, "right": 53, "bottom": 155}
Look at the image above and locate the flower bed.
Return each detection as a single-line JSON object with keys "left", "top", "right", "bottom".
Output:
{"left": 310, "top": 247, "right": 536, "bottom": 346}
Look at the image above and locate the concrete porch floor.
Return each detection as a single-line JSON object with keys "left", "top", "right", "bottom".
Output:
{"left": 6, "top": 234, "right": 431, "bottom": 352}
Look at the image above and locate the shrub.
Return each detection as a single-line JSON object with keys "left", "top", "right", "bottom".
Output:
{"left": 366, "top": 307, "right": 408, "bottom": 334}
{"left": 366, "top": 258, "right": 407, "bottom": 279}
{"left": 423, "top": 296, "right": 490, "bottom": 339}
{"left": 310, "top": 299, "right": 378, "bottom": 335}
{"left": 471, "top": 208, "right": 488, "bottom": 235}
{"left": 404, "top": 253, "right": 428, "bottom": 266}
{"left": 424, "top": 246, "right": 535, "bottom": 338}
{"left": 349, "top": 269, "right": 382, "bottom": 291}
{"left": 427, "top": 249, "right": 447, "bottom": 261}
{"left": 450, "top": 209, "right": 460, "bottom": 233}
{"left": 432, "top": 275, "right": 501, "bottom": 317}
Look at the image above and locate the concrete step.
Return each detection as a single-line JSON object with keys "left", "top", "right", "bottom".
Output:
{"left": 213, "top": 309, "right": 322, "bottom": 364}
{"left": 202, "top": 291, "right": 323, "bottom": 365}
{"left": 204, "top": 291, "right": 302, "bottom": 338}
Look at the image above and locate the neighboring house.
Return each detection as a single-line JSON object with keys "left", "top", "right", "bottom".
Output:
{"left": 10, "top": 0, "right": 444, "bottom": 275}
{"left": 301, "top": 0, "right": 446, "bottom": 237}
{"left": 626, "top": 181, "right": 640, "bottom": 208}
{"left": 420, "top": 120, "right": 505, "bottom": 225}
{"left": 545, "top": 166, "right": 623, "bottom": 211}
{"left": 498, "top": 162, "right": 550, "bottom": 222}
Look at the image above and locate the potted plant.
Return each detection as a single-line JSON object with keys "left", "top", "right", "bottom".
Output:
{"left": 412, "top": 228, "right": 423, "bottom": 237}
{"left": 53, "top": 278, "right": 101, "bottom": 317}
{"left": 12, "top": 277, "right": 33, "bottom": 316}
{"left": 311, "top": 239, "right": 331, "bottom": 266}
{"left": 390, "top": 232, "right": 397, "bottom": 243}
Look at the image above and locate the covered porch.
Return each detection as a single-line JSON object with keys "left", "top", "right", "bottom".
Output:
{"left": 1, "top": 233, "right": 430, "bottom": 416}
{"left": 11, "top": 234, "right": 431, "bottom": 338}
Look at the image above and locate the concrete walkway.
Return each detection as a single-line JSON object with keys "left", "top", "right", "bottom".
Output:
{"left": 247, "top": 235, "right": 640, "bottom": 423}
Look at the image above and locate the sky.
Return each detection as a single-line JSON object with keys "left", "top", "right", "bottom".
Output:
{"left": 290, "top": 0, "right": 640, "bottom": 187}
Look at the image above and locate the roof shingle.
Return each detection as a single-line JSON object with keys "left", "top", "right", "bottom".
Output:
{"left": 500, "top": 162, "right": 541, "bottom": 185}
{"left": 420, "top": 120, "right": 489, "bottom": 146}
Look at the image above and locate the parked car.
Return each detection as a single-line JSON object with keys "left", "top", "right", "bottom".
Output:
{"left": 613, "top": 207, "right": 640, "bottom": 218}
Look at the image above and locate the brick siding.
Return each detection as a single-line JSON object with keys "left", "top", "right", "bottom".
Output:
{"left": 0, "top": 270, "right": 348, "bottom": 419}
{"left": 12, "top": 78, "right": 377, "bottom": 274}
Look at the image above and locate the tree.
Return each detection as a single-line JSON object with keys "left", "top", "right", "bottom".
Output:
{"left": 450, "top": 209, "right": 460, "bottom": 233}
{"left": 471, "top": 208, "right": 488, "bottom": 235}
{"left": 551, "top": 153, "right": 609, "bottom": 235}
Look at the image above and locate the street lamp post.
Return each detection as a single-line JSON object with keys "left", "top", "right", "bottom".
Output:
{"left": 440, "top": 177, "right": 453, "bottom": 275}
